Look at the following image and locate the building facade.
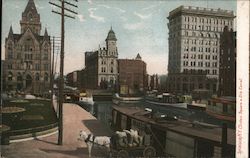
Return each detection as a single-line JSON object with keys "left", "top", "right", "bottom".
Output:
{"left": 167, "top": 6, "right": 235, "bottom": 94}
{"left": 118, "top": 54, "right": 147, "bottom": 96}
{"left": 84, "top": 28, "right": 118, "bottom": 89}
{"left": 218, "top": 26, "right": 236, "bottom": 97}
{"left": 4, "top": 0, "right": 51, "bottom": 95}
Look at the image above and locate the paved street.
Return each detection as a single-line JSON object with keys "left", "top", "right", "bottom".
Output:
{"left": 1, "top": 103, "right": 112, "bottom": 158}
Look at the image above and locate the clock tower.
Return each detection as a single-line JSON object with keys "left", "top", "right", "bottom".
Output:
{"left": 20, "top": 0, "right": 41, "bottom": 35}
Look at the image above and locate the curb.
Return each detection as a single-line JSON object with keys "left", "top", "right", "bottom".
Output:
{"left": 9, "top": 127, "right": 58, "bottom": 143}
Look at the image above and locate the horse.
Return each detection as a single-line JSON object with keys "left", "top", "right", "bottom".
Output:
{"left": 78, "top": 130, "right": 111, "bottom": 158}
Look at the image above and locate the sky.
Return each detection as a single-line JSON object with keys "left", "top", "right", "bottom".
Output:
{"left": 1, "top": 0, "right": 236, "bottom": 75}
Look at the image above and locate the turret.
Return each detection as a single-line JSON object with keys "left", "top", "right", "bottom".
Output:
{"left": 8, "top": 25, "right": 14, "bottom": 40}
{"left": 105, "top": 27, "right": 118, "bottom": 57}
{"left": 43, "top": 28, "right": 50, "bottom": 41}
{"left": 20, "top": 0, "right": 41, "bottom": 34}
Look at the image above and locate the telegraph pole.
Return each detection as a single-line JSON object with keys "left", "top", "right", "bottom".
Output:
{"left": 49, "top": 0, "right": 78, "bottom": 145}
{"left": 51, "top": 37, "right": 55, "bottom": 108}
{"left": 51, "top": 36, "right": 61, "bottom": 111}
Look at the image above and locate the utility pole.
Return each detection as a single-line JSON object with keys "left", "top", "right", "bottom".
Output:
{"left": 49, "top": 0, "right": 78, "bottom": 145}
{"left": 51, "top": 36, "right": 55, "bottom": 108}
{"left": 51, "top": 36, "right": 61, "bottom": 111}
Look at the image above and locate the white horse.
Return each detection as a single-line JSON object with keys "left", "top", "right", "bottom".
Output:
{"left": 78, "top": 130, "right": 111, "bottom": 158}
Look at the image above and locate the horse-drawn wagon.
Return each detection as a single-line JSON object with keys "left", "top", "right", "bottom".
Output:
{"left": 110, "top": 129, "right": 156, "bottom": 158}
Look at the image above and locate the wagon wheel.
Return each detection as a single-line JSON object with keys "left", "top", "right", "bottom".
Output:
{"left": 117, "top": 150, "right": 129, "bottom": 158}
{"left": 143, "top": 146, "right": 156, "bottom": 158}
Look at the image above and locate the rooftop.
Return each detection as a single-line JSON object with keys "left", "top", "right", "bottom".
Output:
{"left": 168, "top": 5, "right": 235, "bottom": 19}
{"left": 113, "top": 105, "right": 235, "bottom": 146}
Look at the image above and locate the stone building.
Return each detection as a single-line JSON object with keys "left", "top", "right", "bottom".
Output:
{"left": 167, "top": 6, "right": 235, "bottom": 95}
{"left": 118, "top": 54, "right": 147, "bottom": 96}
{"left": 84, "top": 27, "right": 118, "bottom": 89}
{"left": 4, "top": 0, "right": 51, "bottom": 95}
{"left": 218, "top": 26, "right": 236, "bottom": 97}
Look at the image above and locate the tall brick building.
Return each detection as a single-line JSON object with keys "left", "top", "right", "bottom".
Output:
{"left": 166, "top": 6, "right": 235, "bottom": 95}
{"left": 4, "top": 0, "right": 51, "bottom": 95}
{"left": 218, "top": 26, "right": 236, "bottom": 96}
{"left": 84, "top": 27, "right": 118, "bottom": 89}
{"left": 118, "top": 54, "right": 147, "bottom": 95}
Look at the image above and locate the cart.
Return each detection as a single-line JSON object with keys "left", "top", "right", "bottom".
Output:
{"left": 110, "top": 135, "right": 156, "bottom": 158}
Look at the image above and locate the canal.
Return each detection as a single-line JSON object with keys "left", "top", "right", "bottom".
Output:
{"left": 77, "top": 99, "right": 235, "bottom": 130}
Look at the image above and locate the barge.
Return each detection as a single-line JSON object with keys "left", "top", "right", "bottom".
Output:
{"left": 111, "top": 105, "right": 235, "bottom": 158}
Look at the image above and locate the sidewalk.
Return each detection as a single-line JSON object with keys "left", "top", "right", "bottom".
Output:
{"left": 1, "top": 103, "right": 112, "bottom": 158}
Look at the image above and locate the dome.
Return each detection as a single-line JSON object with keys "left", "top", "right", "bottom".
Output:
{"left": 106, "top": 27, "right": 117, "bottom": 41}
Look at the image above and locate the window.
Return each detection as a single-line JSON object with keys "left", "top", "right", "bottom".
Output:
{"left": 44, "top": 64, "right": 49, "bottom": 70}
{"left": 35, "top": 73, "right": 40, "bottom": 81}
{"left": 111, "top": 67, "right": 113, "bottom": 73}
{"left": 8, "top": 72, "right": 13, "bottom": 81}
{"left": 8, "top": 64, "right": 12, "bottom": 69}
{"left": 44, "top": 53, "right": 48, "bottom": 60}
{"left": 44, "top": 73, "right": 49, "bottom": 82}
{"left": 17, "top": 72, "right": 22, "bottom": 81}
{"left": 8, "top": 52, "right": 13, "bottom": 59}
{"left": 111, "top": 59, "right": 114, "bottom": 65}
{"left": 17, "top": 53, "right": 21, "bottom": 59}
{"left": 28, "top": 13, "right": 33, "bottom": 21}
{"left": 35, "top": 64, "right": 40, "bottom": 70}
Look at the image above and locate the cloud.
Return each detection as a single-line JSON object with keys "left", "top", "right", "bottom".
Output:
{"left": 141, "top": 3, "right": 161, "bottom": 11}
{"left": 88, "top": 0, "right": 93, "bottom": 5}
{"left": 120, "top": 16, "right": 127, "bottom": 22}
{"left": 88, "top": 8, "right": 105, "bottom": 22}
{"left": 124, "top": 22, "right": 144, "bottom": 30}
{"left": 114, "top": 7, "right": 126, "bottom": 13}
{"left": 14, "top": 5, "right": 20, "bottom": 9}
{"left": 77, "top": 14, "right": 86, "bottom": 22}
{"left": 36, "top": 4, "right": 44, "bottom": 10}
{"left": 134, "top": 11, "right": 152, "bottom": 19}
{"left": 98, "top": 4, "right": 111, "bottom": 9}
{"left": 98, "top": 4, "right": 126, "bottom": 13}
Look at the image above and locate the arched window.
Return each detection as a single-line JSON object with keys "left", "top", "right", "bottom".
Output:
{"left": 8, "top": 72, "right": 13, "bottom": 81}
{"left": 44, "top": 52, "right": 48, "bottom": 60}
{"left": 17, "top": 72, "right": 22, "bottom": 81}
{"left": 44, "top": 73, "right": 48, "bottom": 82}
{"left": 28, "top": 12, "right": 33, "bottom": 21}
{"left": 35, "top": 73, "right": 40, "bottom": 81}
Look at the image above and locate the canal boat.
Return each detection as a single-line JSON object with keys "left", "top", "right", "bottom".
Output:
{"left": 79, "top": 92, "right": 94, "bottom": 105}
{"left": 145, "top": 93, "right": 187, "bottom": 109}
{"left": 187, "top": 101, "right": 206, "bottom": 111}
{"left": 111, "top": 105, "right": 235, "bottom": 158}
{"left": 113, "top": 93, "right": 143, "bottom": 105}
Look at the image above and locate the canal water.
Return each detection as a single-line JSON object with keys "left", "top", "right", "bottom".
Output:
{"left": 78, "top": 99, "right": 235, "bottom": 130}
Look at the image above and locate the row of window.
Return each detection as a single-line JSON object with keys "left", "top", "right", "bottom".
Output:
{"left": 183, "top": 16, "right": 233, "bottom": 26}
{"left": 100, "top": 77, "right": 115, "bottom": 82}
{"left": 100, "top": 51, "right": 117, "bottom": 56}
{"left": 7, "top": 63, "right": 48, "bottom": 70}
{"left": 7, "top": 72, "right": 49, "bottom": 82}
{"left": 184, "top": 31, "right": 220, "bottom": 38}
{"left": 101, "top": 67, "right": 114, "bottom": 73}
{"left": 8, "top": 44, "right": 49, "bottom": 52}
{"left": 7, "top": 52, "right": 49, "bottom": 60}
{"left": 183, "top": 69, "right": 217, "bottom": 75}
{"left": 183, "top": 54, "right": 218, "bottom": 60}
{"left": 183, "top": 61, "right": 218, "bottom": 68}
{"left": 183, "top": 24, "right": 226, "bottom": 32}
{"left": 183, "top": 39, "right": 218, "bottom": 45}
{"left": 183, "top": 47, "right": 219, "bottom": 53}
{"left": 101, "top": 59, "right": 114, "bottom": 65}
